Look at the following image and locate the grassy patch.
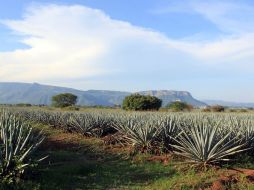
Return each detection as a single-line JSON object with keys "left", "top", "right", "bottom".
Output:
{"left": 5, "top": 124, "right": 175, "bottom": 190}
{"left": 4, "top": 123, "right": 254, "bottom": 190}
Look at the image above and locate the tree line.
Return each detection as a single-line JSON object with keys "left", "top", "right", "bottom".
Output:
{"left": 51, "top": 93, "right": 198, "bottom": 111}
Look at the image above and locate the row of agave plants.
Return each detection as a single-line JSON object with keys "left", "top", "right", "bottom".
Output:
{"left": 0, "top": 110, "right": 45, "bottom": 183}
{"left": 8, "top": 108, "right": 254, "bottom": 168}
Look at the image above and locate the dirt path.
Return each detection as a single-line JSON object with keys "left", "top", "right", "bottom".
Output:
{"left": 27, "top": 125, "right": 174, "bottom": 190}
{"left": 24, "top": 124, "right": 254, "bottom": 190}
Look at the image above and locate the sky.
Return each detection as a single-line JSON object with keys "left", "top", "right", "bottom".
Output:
{"left": 0, "top": 0, "right": 254, "bottom": 102}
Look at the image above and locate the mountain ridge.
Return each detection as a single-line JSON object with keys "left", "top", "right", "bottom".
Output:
{"left": 0, "top": 82, "right": 206, "bottom": 107}
{"left": 203, "top": 100, "right": 254, "bottom": 108}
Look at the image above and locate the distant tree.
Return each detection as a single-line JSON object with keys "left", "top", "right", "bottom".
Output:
{"left": 51, "top": 93, "right": 77, "bottom": 108}
{"left": 122, "top": 94, "right": 162, "bottom": 111}
{"left": 166, "top": 101, "right": 193, "bottom": 112}
{"left": 202, "top": 107, "right": 211, "bottom": 112}
{"left": 238, "top": 108, "right": 248, "bottom": 113}
{"left": 16, "top": 103, "right": 32, "bottom": 107}
{"left": 210, "top": 105, "right": 225, "bottom": 112}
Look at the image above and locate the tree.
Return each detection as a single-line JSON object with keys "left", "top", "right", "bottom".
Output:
{"left": 122, "top": 94, "right": 162, "bottom": 111}
{"left": 166, "top": 101, "right": 193, "bottom": 112}
{"left": 51, "top": 93, "right": 77, "bottom": 108}
{"left": 210, "top": 105, "right": 225, "bottom": 112}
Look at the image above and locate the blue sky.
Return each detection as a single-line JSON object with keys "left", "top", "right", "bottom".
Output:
{"left": 0, "top": 0, "right": 254, "bottom": 102}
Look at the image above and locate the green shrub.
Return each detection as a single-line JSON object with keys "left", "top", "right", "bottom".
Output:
{"left": 52, "top": 93, "right": 77, "bottom": 108}
{"left": 238, "top": 109, "right": 248, "bottom": 113}
{"left": 15, "top": 103, "right": 32, "bottom": 107}
{"left": 166, "top": 101, "right": 193, "bottom": 112}
{"left": 228, "top": 109, "right": 237, "bottom": 112}
{"left": 210, "top": 105, "right": 225, "bottom": 112}
{"left": 202, "top": 107, "right": 211, "bottom": 112}
{"left": 122, "top": 94, "right": 162, "bottom": 111}
{"left": 63, "top": 106, "right": 80, "bottom": 111}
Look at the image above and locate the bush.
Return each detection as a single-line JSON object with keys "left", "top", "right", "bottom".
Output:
{"left": 15, "top": 103, "right": 32, "bottom": 107}
{"left": 210, "top": 105, "right": 225, "bottom": 112}
{"left": 52, "top": 93, "right": 77, "bottom": 108}
{"left": 238, "top": 109, "right": 248, "bottom": 113}
{"left": 63, "top": 106, "right": 80, "bottom": 111}
{"left": 202, "top": 107, "right": 211, "bottom": 112}
{"left": 166, "top": 101, "right": 193, "bottom": 112}
{"left": 122, "top": 94, "right": 162, "bottom": 111}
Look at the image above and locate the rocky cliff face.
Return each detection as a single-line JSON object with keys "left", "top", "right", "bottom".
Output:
{"left": 138, "top": 90, "right": 206, "bottom": 107}
{"left": 0, "top": 82, "right": 206, "bottom": 107}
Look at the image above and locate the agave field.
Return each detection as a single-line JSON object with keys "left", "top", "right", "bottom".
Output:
{"left": 6, "top": 108, "right": 254, "bottom": 169}
{"left": 1, "top": 107, "right": 254, "bottom": 188}
{"left": 0, "top": 110, "right": 45, "bottom": 183}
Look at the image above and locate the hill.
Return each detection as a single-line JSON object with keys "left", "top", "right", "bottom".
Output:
{"left": 0, "top": 82, "right": 206, "bottom": 107}
{"left": 204, "top": 100, "right": 254, "bottom": 108}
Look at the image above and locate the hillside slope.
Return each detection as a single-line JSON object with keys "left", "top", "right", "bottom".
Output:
{"left": 0, "top": 82, "right": 206, "bottom": 107}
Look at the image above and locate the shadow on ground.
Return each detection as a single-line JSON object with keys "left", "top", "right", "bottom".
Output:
{"left": 12, "top": 129, "right": 175, "bottom": 190}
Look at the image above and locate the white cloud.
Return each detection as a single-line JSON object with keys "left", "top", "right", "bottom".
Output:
{"left": 0, "top": 4, "right": 195, "bottom": 86}
{"left": 0, "top": 3, "right": 254, "bottom": 92}
{"left": 152, "top": 0, "right": 254, "bottom": 33}
{"left": 0, "top": 5, "right": 179, "bottom": 83}
{"left": 152, "top": 0, "right": 254, "bottom": 64}
{"left": 191, "top": 1, "right": 254, "bottom": 33}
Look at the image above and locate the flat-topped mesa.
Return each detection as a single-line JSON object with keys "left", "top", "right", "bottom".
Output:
{"left": 0, "top": 82, "right": 206, "bottom": 107}
{"left": 137, "top": 90, "right": 205, "bottom": 107}
{"left": 138, "top": 90, "right": 191, "bottom": 97}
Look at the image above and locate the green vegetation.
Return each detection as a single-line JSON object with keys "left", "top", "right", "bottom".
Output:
{"left": 10, "top": 108, "right": 254, "bottom": 166}
{"left": 122, "top": 94, "right": 162, "bottom": 111}
{"left": 15, "top": 103, "right": 32, "bottom": 107}
{"left": 166, "top": 101, "right": 193, "bottom": 111}
{"left": 51, "top": 93, "right": 77, "bottom": 108}
{"left": 15, "top": 124, "right": 177, "bottom": 190}
{"left": 0, "top": 111, "right": 45, "bottom": 183}
{"left": 210, "top": 105, "right": 225, "bottom": 112}
{"left": 172, "top": 116, "right": 248, "bottom": 167}
{"left": 2, "top": 121, "right": 254, "bottom": 190}
{"left": 2, "top": 107, "right": 254, "bottom": 189}
{"left": 204, "top": 105, "right": 225, "bottom": 112}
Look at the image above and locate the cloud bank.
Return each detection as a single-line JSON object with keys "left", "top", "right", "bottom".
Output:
{"left": 0, "top": 2, "right": 254, "bottom": 101}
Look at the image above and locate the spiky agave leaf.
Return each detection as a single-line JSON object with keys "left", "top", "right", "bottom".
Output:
{"left": 154, "top": 115, "right": 181, "bottom": 152}
{"left": 171, "top": 117, "right": 248, "bottom": 166}
{"left": 0, "top": 111, "right": 45, "bottom": 181}
{"left": 112, "top": 116, "right": 162, "bottom": 152}
{"left": 68, "top": 113, "right": 95, "bottom": 136}
{"left": 227, "top": 116, "right": 254, "bottom": 146}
